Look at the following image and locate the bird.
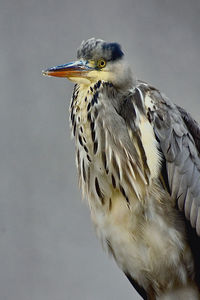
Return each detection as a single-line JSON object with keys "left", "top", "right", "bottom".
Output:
{"left": 43, "top": 38, "right": 200, "bottom": 300}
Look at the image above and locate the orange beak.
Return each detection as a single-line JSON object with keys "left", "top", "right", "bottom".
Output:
{"left": 42, "top": 60, "right": 93, "bottom": 78}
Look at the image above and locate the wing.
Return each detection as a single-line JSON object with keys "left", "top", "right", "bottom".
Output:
{"left": 140, "top": 83, "right": 200, "bottom": 233}
{"left": 137, "top": 81, "right": 200, "bottom": 287}
{"left": 176, "top": 105, "right": 200, "bottom": 153}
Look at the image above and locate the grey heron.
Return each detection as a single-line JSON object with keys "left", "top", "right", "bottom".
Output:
{"left": 43, "top": 38, "right": 200, "bottom": 300}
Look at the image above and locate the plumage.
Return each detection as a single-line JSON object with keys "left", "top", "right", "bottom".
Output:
{"left": 43, "top": 38, "right": 200, "bottom": 299}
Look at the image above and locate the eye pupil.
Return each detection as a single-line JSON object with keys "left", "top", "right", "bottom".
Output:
{"left": 97, "top": 59, "right": 106, "bottom": 68}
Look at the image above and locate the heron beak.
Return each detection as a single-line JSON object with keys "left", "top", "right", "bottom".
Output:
{"left": 42, "top": 61, "right": 93, "bottom": 78}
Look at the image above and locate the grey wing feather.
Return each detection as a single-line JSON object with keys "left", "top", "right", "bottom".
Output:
{"left": 141, "top": 83, "right": 200, "bottom": 236}
{"left": 177, "top": 105, "right": 200, "bottom": 152}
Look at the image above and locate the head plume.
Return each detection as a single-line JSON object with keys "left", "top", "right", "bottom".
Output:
{"left": 77, "top": 38, "right": 124, "bottom": 62}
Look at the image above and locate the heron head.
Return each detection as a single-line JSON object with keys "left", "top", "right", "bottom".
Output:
{"left": 43, "top": 38, "right": 133, "bottom": 88}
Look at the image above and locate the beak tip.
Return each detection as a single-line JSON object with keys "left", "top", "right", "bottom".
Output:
{"left": 42, "top": 70, "right": 49, "bottom": 76}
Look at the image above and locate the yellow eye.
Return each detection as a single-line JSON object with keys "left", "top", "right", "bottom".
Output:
{"left": 97, "top": 59, "right": 106, "bottom": 69}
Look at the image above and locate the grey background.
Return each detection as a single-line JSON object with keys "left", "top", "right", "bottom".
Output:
{"left": 1, "top": 0, "right": 200, "bottom": 299}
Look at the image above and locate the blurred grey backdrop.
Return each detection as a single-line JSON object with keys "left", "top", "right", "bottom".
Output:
{"left": 1, "top": 0, "right": 200, "bottom": 299}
